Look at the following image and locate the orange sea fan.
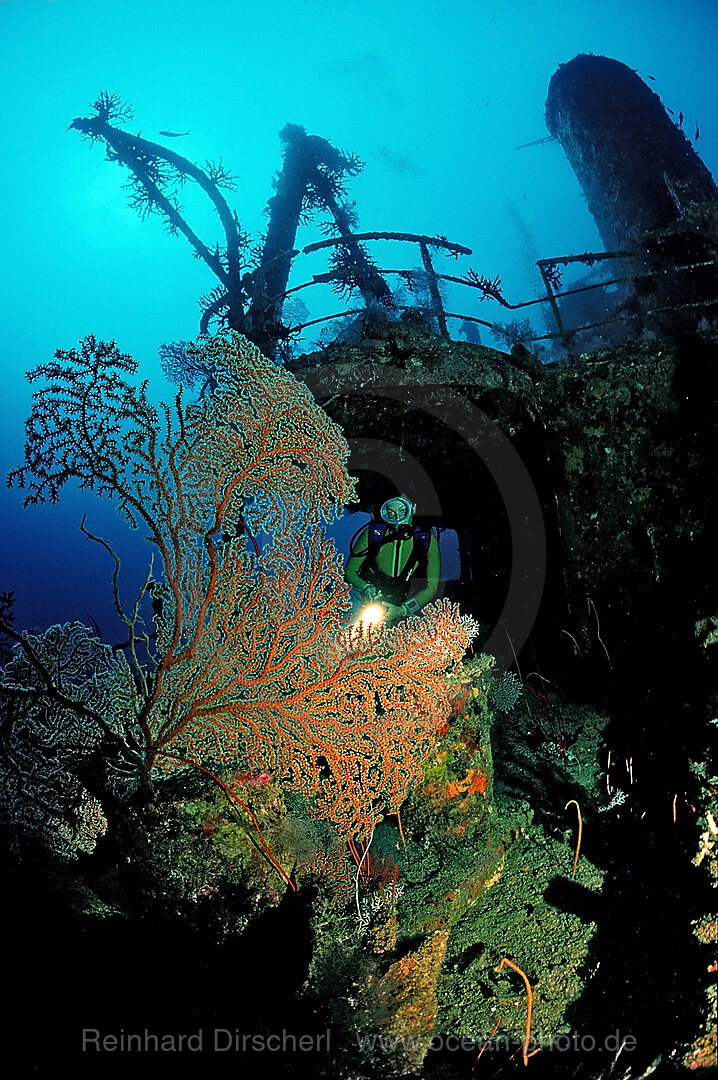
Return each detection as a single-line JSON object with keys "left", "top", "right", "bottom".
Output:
{"left": 9, "top": 329, "right": 477, "bottom": 849}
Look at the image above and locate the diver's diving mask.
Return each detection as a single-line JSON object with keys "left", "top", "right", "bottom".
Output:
{"left": 380, "top": 496, "right": 415, "bottom": 527}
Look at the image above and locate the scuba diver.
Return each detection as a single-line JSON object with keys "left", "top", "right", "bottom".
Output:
{"left": 344, "top": 495, "right": 441, "bottom": 623}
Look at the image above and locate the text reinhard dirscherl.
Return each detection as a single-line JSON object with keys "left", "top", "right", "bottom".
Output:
{"left": 82, "top": 1029, "right": 331, "bottom": 1053}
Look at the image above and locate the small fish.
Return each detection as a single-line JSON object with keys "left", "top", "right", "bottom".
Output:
{"left": 158, "top": 129, "right": 191, "bottom": 138}
{"left": 647, "top": 73, "right": 655, "bottom": 81}
{"left": 679, "top": 111, "right": 684, "bottom": 128}
{"left": 695, "top": 123, "right": 700, "bottom": 141}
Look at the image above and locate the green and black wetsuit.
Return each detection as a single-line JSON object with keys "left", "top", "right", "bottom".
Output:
{"left": 344, "top": 522, "right": 441, "bottom": 609}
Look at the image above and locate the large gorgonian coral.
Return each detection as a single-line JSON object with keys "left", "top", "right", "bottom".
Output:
{"left": 7, "top": 331, "right": 477, "bottom": 846}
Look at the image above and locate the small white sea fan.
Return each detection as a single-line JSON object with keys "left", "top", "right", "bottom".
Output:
{"left": 489, "top": 671, "right": 523, "bottom": 714}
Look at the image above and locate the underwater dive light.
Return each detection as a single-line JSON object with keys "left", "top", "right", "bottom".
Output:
{"left": 355, "top": 599, "right": 386, "bottom": 628}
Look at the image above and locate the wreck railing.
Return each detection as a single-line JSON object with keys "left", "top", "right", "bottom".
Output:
{"left": 269, "top": 231, "right": 470, "bottom": 341}
{"left": 523, "top": 250, "right": 718, "bottom": 352}
{"left": 255, "top": 231, "right": 717, "bottom": 354}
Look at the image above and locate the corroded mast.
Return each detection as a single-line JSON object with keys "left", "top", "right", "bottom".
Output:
{"left": 546, "top": 53, "right": 718, "bottom": 250}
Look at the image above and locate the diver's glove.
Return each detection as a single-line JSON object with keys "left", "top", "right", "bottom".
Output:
{"left": 361, "top": 584, "right": 378, "bottom": 601}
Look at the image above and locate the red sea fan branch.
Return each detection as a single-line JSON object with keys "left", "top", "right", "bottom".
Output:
{"left": 9, "top": 330, "right": 477, "bottom": 851}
